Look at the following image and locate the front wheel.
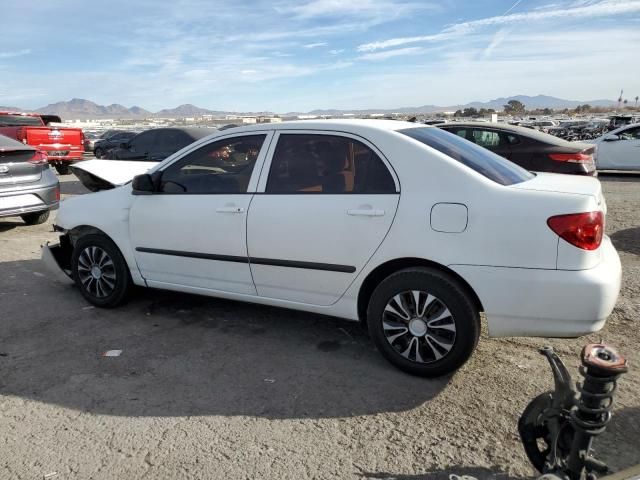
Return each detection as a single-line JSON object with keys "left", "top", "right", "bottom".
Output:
{"left": 367, "top": 267, "right": 480, "bottom": 377}
{"left": 94, "top": 147, "right": 103, "bottom": 159}
{"left": 54, "top": 163, "right": 70, "bottom": 175}
{"left": 72, "top": 234, "right": 131, "bottom": 308}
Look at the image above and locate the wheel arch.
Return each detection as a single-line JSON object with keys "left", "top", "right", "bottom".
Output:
{"left": 65, "top": 225, "right": 132, "bottom": 270}
{"left": 357, "top": 257, "right": 484, "bottom": 325}
{"left": 67, "top": 224, "right": 110, "bottom": 245}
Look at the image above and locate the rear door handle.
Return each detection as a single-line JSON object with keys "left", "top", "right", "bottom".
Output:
{"left": 216, "top": 206, "right": 245, "bottom": 213}
{"left": 347, "top": 209, "right": 385, "bottom": 217}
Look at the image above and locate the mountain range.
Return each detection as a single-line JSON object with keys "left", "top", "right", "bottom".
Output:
{"left": 1, "top": 95, "right": 618, "bottom": 119}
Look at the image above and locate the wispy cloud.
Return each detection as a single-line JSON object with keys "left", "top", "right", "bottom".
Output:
{"left": 0, "top": 49, "right": 31, "bottom": 59}
{"left": 483, "top": 28, "right": 509, "bottom": 58}
{"left": 358, "top": 46, "right": 424, "bottom": 61}
{"left": 304, "top": 42, "right": 328, "bottom": 49}
{"left": 277, "top": 0, "right": 433, "bottom": 19}
{"left": 357, "top": 0, "right": 640, "bottom": 51}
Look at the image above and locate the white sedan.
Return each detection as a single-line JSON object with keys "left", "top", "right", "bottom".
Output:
{"left": 42, "top": 120, "right": 621, "bottom": 377}
{"left": 590, "top": 122, "right": 640, "bottom": 171}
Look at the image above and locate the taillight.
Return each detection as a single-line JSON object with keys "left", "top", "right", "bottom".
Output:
{"left": 28, "top": 150, "right": 49, "bottom": 165}
{"left": 55, "top": 186, "right": 60, "bottom": 201}
{"left": 548, "top": 152, "right": 593, "bottom": 163}
{"left": 547, "top": 211, "right": 603, "bottom": 250}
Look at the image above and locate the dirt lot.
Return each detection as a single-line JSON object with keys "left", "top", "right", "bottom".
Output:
{"left": 1, "top": 173, "right": 639, "bottom": 480}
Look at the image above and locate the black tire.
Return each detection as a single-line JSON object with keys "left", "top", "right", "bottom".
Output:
{"left": 54, "top": 163, "right": 70, "bottom": 175}
{"left": 94, "top": 147, "right": 103, "bottom": 159}
{"left": 367, "top": 267, "right": 480, "bottom": 377}
{"left": 72, "top": 234, "right": 131, "bottom": 308}
{"left": 21, "top": 210, "right": 50, "bottom": 225}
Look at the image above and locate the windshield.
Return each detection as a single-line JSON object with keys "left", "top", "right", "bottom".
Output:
{"left": 0, "top": 114, "right": 44, "bottom": 127}
{"left": 399, "top": 127, "right": 534, "bottom": 186}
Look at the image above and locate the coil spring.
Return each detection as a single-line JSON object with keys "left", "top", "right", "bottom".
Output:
{"left": 570, "top": 365, "right": 620, "bottom": 436}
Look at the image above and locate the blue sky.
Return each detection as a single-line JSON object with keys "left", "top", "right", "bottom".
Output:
{"left": 1, "top": 0, "right": 640, "bottom": 112}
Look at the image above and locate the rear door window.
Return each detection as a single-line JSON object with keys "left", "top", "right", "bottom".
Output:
{"left": 506, "top": 133, "right": 520, "bottom": 145}
{"left": 619, "top": 126, "right": 640, "bottom": 140}
{"left": 0, "top": 115, "right": 43, "bottom": 126}
{"left": 266, "top": 134, "right": 396, "bottom": 194}
{"left": 131, "top": 131, "right": 156, "bottom": 153}
{"left": 399, "top": 127, "right": 533, "bottom": 185}
{"left": 442, "top": 127, "right": 468, "bottom": 140}
{"left": 470, "top": 129, "right": 501, "bottom": 147}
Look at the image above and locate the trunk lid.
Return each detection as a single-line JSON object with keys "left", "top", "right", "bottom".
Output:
{"left": 0, "top": 148, "right": 43, "bottom": 185}
{"left": 511, "top": 172, "right": 605, "bottom": 210}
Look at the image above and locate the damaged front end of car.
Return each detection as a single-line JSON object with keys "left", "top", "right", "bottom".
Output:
{"left": 41, "top": 227, "right": 74, "bottom": 285}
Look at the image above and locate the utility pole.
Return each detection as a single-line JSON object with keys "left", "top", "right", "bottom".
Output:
{"left": 617, "top": 89, "right": 623, "bottom": 111}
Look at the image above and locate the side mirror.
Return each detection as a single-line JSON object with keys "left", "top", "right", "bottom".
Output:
{"left": 603, "top": 135, "right": 619, "bottom": 142}
{"left": 131, "top": 174, "right": 155, "bottom": 194}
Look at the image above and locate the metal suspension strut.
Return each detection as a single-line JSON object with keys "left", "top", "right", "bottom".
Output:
{"left": 566, "top": 344, "right": 628, "bottom": 478}
{"left": 519, "top": 343, "right": 628, "bottom": 480}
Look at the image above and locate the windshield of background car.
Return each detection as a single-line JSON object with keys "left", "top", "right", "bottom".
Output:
{"left": 399, "top": 127, "right": 534, "bottom": 186}
{"left": 0, "top": 115, "right": 44, "bottom": 127}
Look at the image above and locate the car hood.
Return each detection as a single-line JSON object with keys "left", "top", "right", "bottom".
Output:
{"left": 71, "top": 159, "right": 157, "bottom": 191}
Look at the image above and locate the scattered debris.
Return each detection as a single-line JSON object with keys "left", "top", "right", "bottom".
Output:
{"left": 33, "top": 271, "right": 45, "bottom": 277}
{"left": 338, "top": 327, "right": 354, "bottom": 340}
{"left": 263, "top": 378, "right": 276, "bottom": 384}
{"left": 43, "top": 472, "right": 58, "bottom": 479}
{"left": 102, "top": 350, "right": 122, "bottom": 357}
{"left": 82, "top": 306, "right": 95, "bottom": 310}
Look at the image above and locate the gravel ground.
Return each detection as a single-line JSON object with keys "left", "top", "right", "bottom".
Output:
{"left": 1, "top": 173, "right": 639, "bottom": 480}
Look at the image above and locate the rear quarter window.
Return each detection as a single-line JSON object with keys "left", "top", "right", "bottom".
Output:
{"left": 399, "top": 127, "right": 534, "bottom": 186}
{"left": 0, "top": 114, "right": 44, "bottom": 127}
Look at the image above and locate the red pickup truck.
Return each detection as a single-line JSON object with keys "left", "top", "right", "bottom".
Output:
{"left": 0, "top": 112, "right": 84, "bottom": 174}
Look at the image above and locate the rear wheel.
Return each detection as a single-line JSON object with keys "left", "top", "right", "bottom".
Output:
{"left": 367, "top": 267, "right": 480, "bottom": 377}
{"left": 21, "top": 210, "right": 50, "bottom": 225}
{"left": 72, "top": 234, "right": 131, "bottom": 308}
{"left": 54, "top": 163, "right": 70, "bottom": 175}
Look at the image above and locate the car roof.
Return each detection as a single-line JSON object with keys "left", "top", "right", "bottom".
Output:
{"left": 133, "top": 127, "right": 215, "bottom": 140}
{"left": 0, "top": 133, "right": 36, "bottom": 151}
{"left": 214, "top": 119, "right": 428, "bottom": 136}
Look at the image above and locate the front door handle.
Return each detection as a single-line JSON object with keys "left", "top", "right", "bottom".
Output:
{"left": 347, "top": 208, "right": 385, "bottom": 217}
{"left": 216, "top": 206, "right": 245, "bottom": 214}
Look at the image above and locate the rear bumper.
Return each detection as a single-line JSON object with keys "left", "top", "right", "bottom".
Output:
{"left": 451, "top": 236, "right": 621, "bottom": 337}
{"left": 41, "top": 149, "right": 84, "bottom": 162}
{"left": 0, "top": 176, "right": 59, "bottom": 218}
